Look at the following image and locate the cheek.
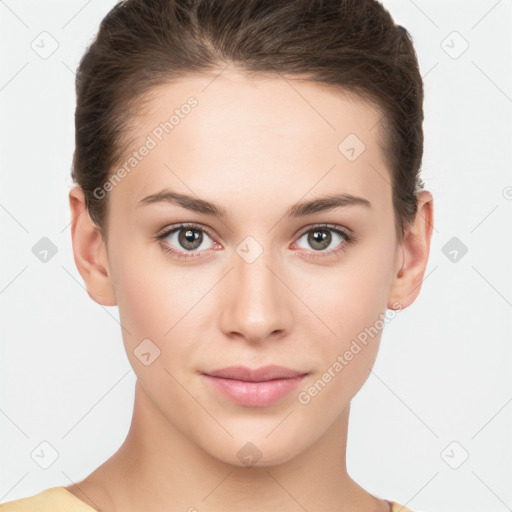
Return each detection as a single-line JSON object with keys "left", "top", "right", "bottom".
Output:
{"left": 300, "top": 237, "right": 395, "bottom": 395}
{"left": 107, "top": 239, "right": 183, "bottom": 357}
{"left": 306, "top": 248, "right": 394, "bottom": 345}
{"left": 108, "top": 241, "right": 217, "bottom": 389}
{"left": 109, "top": 227, "right": 190, "bottom": 331}
{"left": 295, "top": 278, "right": 387, "bottom": 424}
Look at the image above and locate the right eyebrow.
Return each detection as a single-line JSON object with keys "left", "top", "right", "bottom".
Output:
{"left": 137, "top": 189, "right": 228, "bottom": 218}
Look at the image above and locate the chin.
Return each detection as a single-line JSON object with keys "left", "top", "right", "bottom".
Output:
{"left": 203, "top": 431, "right": 311, "bottom": 469}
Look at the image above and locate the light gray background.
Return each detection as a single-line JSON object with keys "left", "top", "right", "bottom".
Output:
{"left": 1, "top": 1, "right": 511, "bottom": 511}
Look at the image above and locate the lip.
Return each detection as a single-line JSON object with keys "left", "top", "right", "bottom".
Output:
{"left": 202, "top": 365, "right": 308, "bottom": 408}
{"left": 205, "top": 365, "right": 307, "bottom": 381}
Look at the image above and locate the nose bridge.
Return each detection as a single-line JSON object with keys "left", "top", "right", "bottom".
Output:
{"left": 219, "top": 239, "right": 291, "bottom": 341}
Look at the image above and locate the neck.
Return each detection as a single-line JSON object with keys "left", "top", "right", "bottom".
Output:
{"left": 70, "top": 380, "right": 388, "bottom": 512}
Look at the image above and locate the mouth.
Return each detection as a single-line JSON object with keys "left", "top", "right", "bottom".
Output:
{"left": 202, "top": 365, "right": 309, "bottom": 408}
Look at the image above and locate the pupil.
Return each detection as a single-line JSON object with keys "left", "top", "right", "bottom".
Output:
{"left": 309, "top": 229, "right": 330, "bottom": 250}
{"left": 180, "top": 228, "right": 202, "bottom": 249}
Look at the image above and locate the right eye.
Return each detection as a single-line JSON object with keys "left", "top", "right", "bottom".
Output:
{"left": 156, "top": 223, "right": 219, "bottom": 260}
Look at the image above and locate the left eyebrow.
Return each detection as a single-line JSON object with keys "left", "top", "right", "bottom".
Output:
{"left": 137, "top": 188, "right": 372, "bottom": 218}
{"left": 285, "top": 193, "right": 372, "bottom": 218}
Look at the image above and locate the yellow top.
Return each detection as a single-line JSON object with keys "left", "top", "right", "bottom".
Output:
{"left": 0, "top": 487, "right": 97, "bottom": 511}
{"left": 0, "top": 486, "right": 417, "bottom": 511}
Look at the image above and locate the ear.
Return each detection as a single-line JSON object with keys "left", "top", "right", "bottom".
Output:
{"left": 68, "top": 186, "right": 117, "bottom": 306}
{"left": 387, "top": 190, "right": 434, "bottom": 310}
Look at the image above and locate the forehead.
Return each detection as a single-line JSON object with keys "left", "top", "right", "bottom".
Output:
{"left": 111, "top": 70, "right": 391, "bottom": 219}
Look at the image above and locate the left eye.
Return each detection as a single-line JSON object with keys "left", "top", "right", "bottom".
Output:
{"left": 294, "top": 225, "right": 350, "bottom": 253}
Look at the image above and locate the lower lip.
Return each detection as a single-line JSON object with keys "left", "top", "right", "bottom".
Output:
{"left": 203, "top": 375, "right": 306, "bottom": 407}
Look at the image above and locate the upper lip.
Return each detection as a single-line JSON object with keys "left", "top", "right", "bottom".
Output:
{"left": 204, "top": 365, "right": 308, "bottom": 382}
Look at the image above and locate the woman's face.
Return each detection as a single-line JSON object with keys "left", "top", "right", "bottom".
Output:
{"left": 100, "top": 70, "right": 405, "bottom": 465}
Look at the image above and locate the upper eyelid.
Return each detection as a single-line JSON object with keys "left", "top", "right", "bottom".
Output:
{"left": 296, "top": 223, "right": 351, "bottom": 237}
{"left": 157, "top": 222, "right": 214, "bottom": 238}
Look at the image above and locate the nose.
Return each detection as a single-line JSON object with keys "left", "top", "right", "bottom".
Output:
{"left": 219, "top": 249, "right": 293, "bottom": 345}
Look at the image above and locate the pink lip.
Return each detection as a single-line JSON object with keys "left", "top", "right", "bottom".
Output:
{"left": 203, "top": 365, "right": 308, "bottom": 407}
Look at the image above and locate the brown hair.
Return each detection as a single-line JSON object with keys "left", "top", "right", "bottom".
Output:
{"left": 71, "top": 0, "right": 425, "bottom": 242}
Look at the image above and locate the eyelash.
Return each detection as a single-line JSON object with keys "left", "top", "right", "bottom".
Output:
{"left": 155, "top": 222, "right": 356, "bottom": 261}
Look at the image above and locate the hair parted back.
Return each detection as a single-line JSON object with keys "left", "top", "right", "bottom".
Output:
{"left": 71, "top": 0, "right": 425, "bottom": 242}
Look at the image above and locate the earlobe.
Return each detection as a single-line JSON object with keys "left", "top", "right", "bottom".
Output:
{"left": 68, "top": 186, "right": 117, "bottom": 306}
{"left": 387, "top": 190, "right": 434, "bottom": 310}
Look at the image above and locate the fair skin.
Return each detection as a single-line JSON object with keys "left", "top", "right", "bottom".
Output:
{"left": 66, "top": 69, "right": 433, "bottom": 512}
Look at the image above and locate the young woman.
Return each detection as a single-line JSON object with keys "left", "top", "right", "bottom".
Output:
{"left": 0, "top": 0, "right": 433, "bottom": 510}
